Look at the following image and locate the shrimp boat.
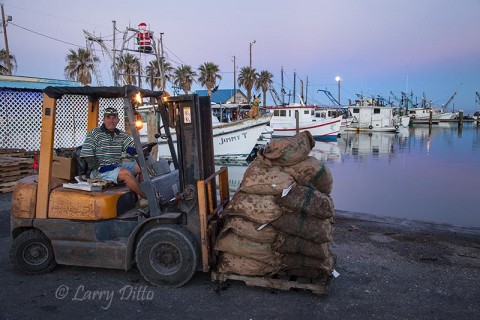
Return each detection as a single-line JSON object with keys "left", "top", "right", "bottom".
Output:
{"left": 315, "top": 106, "right": 353, "bottom": 134}
{"left": 268, "top": 104, "right": 342, "bottom": 140}
{"left": 138, "top": 105, "right": 272, "bottom": 162}
{"left": 344, "top": 99, "right": 409, "bottom": 132}
{"left": 408, "top": 107, "right": 458, "bottom": 121}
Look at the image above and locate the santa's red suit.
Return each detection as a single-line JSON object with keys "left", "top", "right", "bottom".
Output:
{"left": 136, "top": 22, "right": 152, "bottom": 52}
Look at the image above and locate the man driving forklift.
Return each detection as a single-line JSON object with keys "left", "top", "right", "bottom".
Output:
{"left": 80, "top": 106, "right": 146, "bottom": 202}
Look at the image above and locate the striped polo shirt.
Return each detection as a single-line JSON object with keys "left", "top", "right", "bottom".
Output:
{"left": 80, "top": 124, "right": 134, "bottom": 169}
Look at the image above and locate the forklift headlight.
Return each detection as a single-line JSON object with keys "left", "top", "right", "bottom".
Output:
{"left": 134, "top": 93, "right": 143, "bottom": 105}
{"left": 134, "top": 111, "right": 143, "bottom": 130}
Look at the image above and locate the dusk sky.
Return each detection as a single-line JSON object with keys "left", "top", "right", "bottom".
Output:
{"left": 3, "top": 0, "right": 480, "bottom": 114}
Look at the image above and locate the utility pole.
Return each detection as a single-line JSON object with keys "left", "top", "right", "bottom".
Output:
{"left": 233, "top": 55, "right": 236, "bottom": 103}
{"left": 1, "top": 4, "right": 12, "bottom": 75}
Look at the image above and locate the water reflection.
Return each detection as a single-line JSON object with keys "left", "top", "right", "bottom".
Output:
{"left": 220, "top": 122, "right": 480, "bottom": 228}
{"left": 330, "top": 122, "right": 480, "bottom": 228}
{"left": 338, "top": 131, "right": 398, "bottom": 160}
{"left": 309, "top": 141, "right": 341, "bottom": 162}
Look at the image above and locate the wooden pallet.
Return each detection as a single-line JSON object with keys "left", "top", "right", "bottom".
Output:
{"left": 0, "top": 181, "right": 17, "bottom": 193}
{"left": 0, "top": 156, "right": 35, "bottom": 192}
{"left": 0, "top": 149, "right": 35, "bottom": 159}
{"left": 211, "top": 271, "right": 332, "bottom": 295}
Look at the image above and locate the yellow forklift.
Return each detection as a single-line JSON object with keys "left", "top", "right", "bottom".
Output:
{"left": 9, "top": 85, "right": 229, "bottom": 287}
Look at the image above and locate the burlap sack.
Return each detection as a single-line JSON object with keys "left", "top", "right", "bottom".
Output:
{"left": 283, "top": 156, "right": 333, "bottom": 195}
{"left": 226, "top": 191, "right": 284, "bottom": 224}
{"left": 238, "top": 160, "right": 295, "bottom": 195}
{"left": 281, "top": 255, "right": 335, "bottom": 275}
{"left": 275, "top": 185, "right": 334, "bottom": 220}
{"left": 221, "top": 216, "right": 279, "bottom": 243}
{"left": 270, "top": 211, "right": 333, "bottom": 244}
{"left": 274, "top": 233, "right": 330, "bottom": 260}
{"left": 216, "top": 252, "right": 279, "bottom": 276}
{"left": 257, "top": 131, "right": 315, "bottom": 167}
{"left": 215, "top": 231, "right": 281, "bottom": 264}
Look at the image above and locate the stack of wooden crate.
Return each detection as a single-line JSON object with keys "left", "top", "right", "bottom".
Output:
{"left": 0, "top": 149, "right": 35, "bottom": 193}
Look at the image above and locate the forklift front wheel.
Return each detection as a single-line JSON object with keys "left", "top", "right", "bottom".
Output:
{"left": 136, "top": 224, "right": 199, "bottom": 287}
{"left": 9, "top": 229, "right": 57, "bottom": 275}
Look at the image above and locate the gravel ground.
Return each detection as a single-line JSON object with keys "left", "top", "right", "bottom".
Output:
{"left": 1, "top": 192, "right": 479, "bottom": 320}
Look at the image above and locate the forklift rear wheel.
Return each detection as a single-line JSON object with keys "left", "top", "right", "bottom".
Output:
{"left": 9, "top": 229, "right": 57, "bottom": 274}
{"left": 136, "top": 224, "right": 199, "bottom": 287}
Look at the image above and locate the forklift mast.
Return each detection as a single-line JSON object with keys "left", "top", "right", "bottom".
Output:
{"left": 142, "top": 94, "right": 216, "bottom": 242}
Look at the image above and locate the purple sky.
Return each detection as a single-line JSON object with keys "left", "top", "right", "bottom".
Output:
{"left": 4, "top": 0, "right": 480, "bottom": 114}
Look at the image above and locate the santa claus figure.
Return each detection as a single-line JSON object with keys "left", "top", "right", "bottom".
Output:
{"left": 136, "top": 22, "right": 152, "bottom": 53}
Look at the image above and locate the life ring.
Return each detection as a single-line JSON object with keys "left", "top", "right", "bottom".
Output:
{"left": 368, "top": 125, "right": 373, "bottom": 129}
{"left": 395, "top": 125, "right": 399, "bottom": 129}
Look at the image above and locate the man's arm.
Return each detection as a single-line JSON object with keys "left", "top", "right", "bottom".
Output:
{"left": 82, "top": 156, "right": 99, "bottom": 171}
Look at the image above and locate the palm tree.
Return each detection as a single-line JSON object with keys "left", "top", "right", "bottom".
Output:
{"left": 255, "top": 70, "right": 274, "bottom": 107}
{"left": 145, "top": 57, "right": 173, "bottom": 90}
{"left": 197, "top": 62, "right": 222, "bottom": 96}
{"left": 64, "top": 48, "right": 97, "bottom": 85}
{"left": 0, "top": 49, "right": 17, "bottom": 75}
{"left": 173, "top": 65, "right": 197, "bottom": 94}
{"left": 238, "top": 66, "right": 258, "bottom": 104}
{"left": 117, "top": 53, "right": 141, "bottom": 85}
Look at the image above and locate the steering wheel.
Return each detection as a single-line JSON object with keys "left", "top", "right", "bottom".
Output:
{"left": 142, "top": 142, "right": 158, "bottom": 157}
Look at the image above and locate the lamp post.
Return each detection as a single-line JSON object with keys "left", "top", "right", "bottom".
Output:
{"left": 249, "top": 40, "right": 256, "bottom": 69}
{"left": 335, "top": 76, "right": 341, "bottom": 105}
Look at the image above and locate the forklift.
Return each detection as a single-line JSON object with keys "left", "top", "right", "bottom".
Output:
{"left": 9, "top": 85, "right": 229, "bottom": 287}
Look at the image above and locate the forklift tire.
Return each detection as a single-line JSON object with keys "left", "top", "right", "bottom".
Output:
{"left": 136, "top": 224, "right": 199, "bottom": 287}
{"left": 9, "top": 229, "right": 57, "bottom": 275}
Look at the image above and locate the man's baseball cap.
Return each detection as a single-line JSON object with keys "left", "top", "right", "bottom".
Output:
{"left": 104, "top": 107, "right": 118, "bottom": 117}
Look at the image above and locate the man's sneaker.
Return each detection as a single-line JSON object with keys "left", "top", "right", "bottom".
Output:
{"left": 138, "top": 198, "right": 148, "bottom": 207}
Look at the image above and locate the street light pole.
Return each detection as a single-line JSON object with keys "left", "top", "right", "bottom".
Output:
{"left": 335, "top": 76, "right": 341, "bottom": 105}
{"left": 249, "top": 40, "right": 256, "bottom": 69}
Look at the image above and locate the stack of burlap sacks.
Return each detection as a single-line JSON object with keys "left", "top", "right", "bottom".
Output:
{"left": 215, "top": 131, "right": 335, "bottom": 280}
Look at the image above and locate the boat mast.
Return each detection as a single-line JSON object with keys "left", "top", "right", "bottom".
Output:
{"left": 281, "top": 66, "right": 285, "bottom": 105}
{"left": 112, "top": 20, "right": 118, "bottom": 86}
{"left": 293, "top": 70, "right": 296, "bottom": 104}
{"left": 233, "top": 55, "right": 236, "bottom": 103}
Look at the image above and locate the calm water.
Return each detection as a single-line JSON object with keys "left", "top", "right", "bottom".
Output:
{"left": 221, "top": 122, "right": 480, "bottom": 228}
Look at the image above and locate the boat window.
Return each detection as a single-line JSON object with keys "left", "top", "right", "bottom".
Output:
{"left": 353, "top": 108, "right": 360, "bottom": 113}
{"left": 304, "top": 110, "right": 309, "bottom": 115}
{"left": 374, "top": 108, "right": 381, "bottom": 114}
{"left": 274, "top": 110, "right": 279, "bottom": 116}
{"left": 288, "top": 110, "right": 291, "bottom": 117}
{"left": 311, "top": 110, "right": 314, "bottom": 116}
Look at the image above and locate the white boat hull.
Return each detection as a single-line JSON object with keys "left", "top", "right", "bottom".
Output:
{"left": 154, "top": 115, "right": 271, "bottom": 161}
{"left": 409, "top": 108, "right": 458, "bottom": 121}
{"left": 271, "top": 115, "right": 342, "bottom": 140}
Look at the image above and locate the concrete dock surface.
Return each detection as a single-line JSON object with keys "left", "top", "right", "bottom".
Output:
{"left": 1, "top": 192, "right": 479, "bottom": 320}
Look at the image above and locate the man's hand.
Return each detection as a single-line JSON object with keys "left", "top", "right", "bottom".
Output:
{"left": 99, "top": 164, "right": 117, "bottom": 173}
{"left": 126, "top": 147, "right": 137, "bottom": 156}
